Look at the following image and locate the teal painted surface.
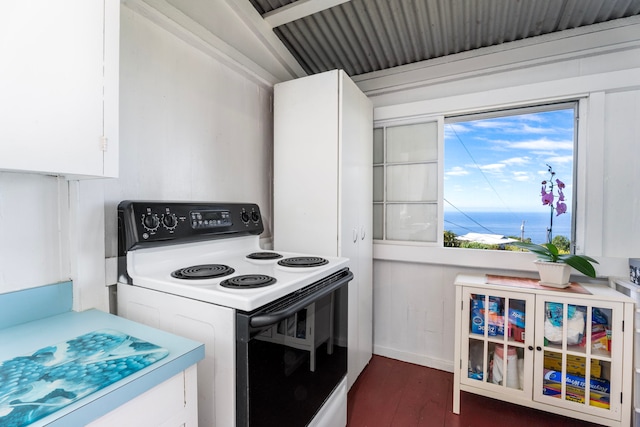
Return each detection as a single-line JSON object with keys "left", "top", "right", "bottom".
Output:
{"left": 0, "top": 329, "right": 169, "bottom": 426}
{"left": 0, "top": 309, "right": 204, "bottom": 426}
{"left": 0, "top": 282, "right": 73, "bottom": 329}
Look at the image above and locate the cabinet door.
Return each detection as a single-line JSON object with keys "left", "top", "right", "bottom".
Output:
{"left": 341, "top": 71, "right": 373, "bottom": 388}
{"left": 0, "top": 0, "right": 118, "bottom": 177}
{"left": 533, "top": 296, "right": 624, "bottom": 421}
{"left": 460, "top": 287, "right": 535, "bottom": 397}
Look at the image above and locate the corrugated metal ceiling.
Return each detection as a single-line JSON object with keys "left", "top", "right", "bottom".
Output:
{"left": 247, "top": 0, "right": 640, "bottom": 77}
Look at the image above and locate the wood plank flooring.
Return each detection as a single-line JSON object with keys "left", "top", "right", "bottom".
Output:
{"left": 347, "top": 355, "right": 603, "bottom": 427}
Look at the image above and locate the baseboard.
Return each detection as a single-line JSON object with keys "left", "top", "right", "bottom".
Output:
{"left": 373, "top": 345, "right": 454, "bottom": 373}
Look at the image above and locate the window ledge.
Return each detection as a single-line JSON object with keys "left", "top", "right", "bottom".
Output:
{"left": 373, "top": 241, "right": 539, "bottom": 272}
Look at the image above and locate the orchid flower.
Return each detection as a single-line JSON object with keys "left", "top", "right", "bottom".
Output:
{"left": 541, "top": 165, "right": 568, "bottom": 242}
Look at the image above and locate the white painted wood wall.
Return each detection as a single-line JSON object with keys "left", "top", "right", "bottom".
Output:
{"left": 0, "top": 2, "right": 275, "bottom": 312}
{"left": 0, "top": 3, "right": 638, "bottom": 375}
{"left": 359, "top": 18, "right": 640, "bottom": 371}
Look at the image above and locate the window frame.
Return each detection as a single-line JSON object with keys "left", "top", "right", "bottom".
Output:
{"left": 373, "top": 97, "right": 588, "bottom": 269}
{"left": 443, "top": 100, "right": 579, "bottom": 250}
{"left": 373, "top": 115, "right": 444, "bottom": 245}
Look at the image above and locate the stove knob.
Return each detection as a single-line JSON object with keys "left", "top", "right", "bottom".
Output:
{"left": 142, "top": 214, "right": 159, "bottom": 231}
{"left": 251, "top": 211, "right": 260, "bottom": 223}
{"left": 162, "top": 213, "right": 177, "bottom": 230}
{"left": 241, "top": 211, "right": 250, "bottom": 223}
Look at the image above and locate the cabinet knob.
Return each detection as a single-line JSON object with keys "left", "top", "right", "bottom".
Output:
{"left": 536, "top": 346, "right": 542, "bottom": 351}
{"left": 528, "top": 346, "right": 534, "bottom": 351}
{"left": 353, "top": 229, "right": 358, "bottom": 243}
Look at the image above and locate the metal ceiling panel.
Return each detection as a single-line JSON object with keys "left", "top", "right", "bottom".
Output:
{"left": 248, "top": 0, "right": 640, "bottom": 77}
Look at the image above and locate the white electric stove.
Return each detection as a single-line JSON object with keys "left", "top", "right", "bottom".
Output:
{"left": 116, "top": 201, "right": 352, "bottom": 427}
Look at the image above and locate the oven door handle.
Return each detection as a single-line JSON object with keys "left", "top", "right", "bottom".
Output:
{"left": 250, "top": 271, "right": 353, "bottom": 329}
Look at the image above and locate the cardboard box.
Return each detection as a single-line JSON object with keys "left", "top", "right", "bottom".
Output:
{"left": 470, "top": 295, "right": 504, "bottom": 336}
{"left": 543, "top": 369, "right": 610, "bottom": 409}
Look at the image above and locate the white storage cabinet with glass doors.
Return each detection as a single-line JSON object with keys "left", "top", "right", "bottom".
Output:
{"left": 453, "top": 274, "right": 634, "bottom": 427}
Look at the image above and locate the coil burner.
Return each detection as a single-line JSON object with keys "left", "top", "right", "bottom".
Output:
{"left": 277, "top": 257, "right": 329, "bottom": 268}
{"left": 220, "top": 274, "right": 277, "bottom": 289}
{"left": 171, "top": 264, "right": 235, "bottom": 279}
{"left": 246, "top": 252, "right": 283, "bottom": 260}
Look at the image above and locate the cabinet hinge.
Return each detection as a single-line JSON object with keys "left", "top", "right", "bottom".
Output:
{"left": 100, "top": 136, "right": 108, "bottom": 152}
{"left": 460, "top": 300, "right": 463, "bottom": 310}
{"left": 620, "top": 392, "right": 623, "bottom": 404}
{"left": 622, "top": 320, "right": 625, "bottom": 332}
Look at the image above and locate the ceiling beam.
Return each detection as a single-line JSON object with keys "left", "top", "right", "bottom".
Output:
{"left": 263, "top": 0, "right": 351, "bottom": 28}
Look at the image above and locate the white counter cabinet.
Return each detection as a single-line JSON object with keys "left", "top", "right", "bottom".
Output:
{"left": 0, "top": 0, "right": 119, "bottom": 178}
{"left": 87, "top": 365, "right": 198, "bottom": 427}
{"left": 273, "top": 69, "right": 373, "bottom": 389}
{"left": 453, "top": 273, "right": 634, "bottom": 426}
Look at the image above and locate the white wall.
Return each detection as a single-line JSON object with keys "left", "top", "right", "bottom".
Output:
{"left": 357, "top": 17, "right": 640, "bottom": 371}
{"left": 0, "top": 3, "right": 275, "bottom": 312}
{"left": 103, "top": 4, "right": 274, "bottom": 255}
{"left": 0, "top": 173, "right": 68, "bottom": 294}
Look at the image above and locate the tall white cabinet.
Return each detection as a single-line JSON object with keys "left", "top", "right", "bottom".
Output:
{"left": 273, "top": 69, "right": 373, "bottom": 389}
{"left": 0, "top": 0, "right": 119, "bottom": 178}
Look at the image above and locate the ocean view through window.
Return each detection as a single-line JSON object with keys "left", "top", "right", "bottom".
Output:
{"left": 444, "top": 103, "right": 576, "bottom": 249}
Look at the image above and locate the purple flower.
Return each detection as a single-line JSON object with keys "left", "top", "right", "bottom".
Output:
{"left": 539, "top": 165, "right": 568, "bottom": 243}
{"left": 558, "top": 188, "right": 565, "bottom": 202}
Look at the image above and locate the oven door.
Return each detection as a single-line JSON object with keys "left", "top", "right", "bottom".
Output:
{"left": 236, "top": 268, "right": 352, "bottom": 427}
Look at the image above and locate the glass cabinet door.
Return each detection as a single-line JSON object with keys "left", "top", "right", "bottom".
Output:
{"left": 534, "top": 296, "right": 623, "bottom": 419}
{"left": 462, "top": 289, "right": 534, "bottom": 394}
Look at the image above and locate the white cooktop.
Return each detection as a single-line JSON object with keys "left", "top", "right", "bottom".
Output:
{"left": 125, "top": 236, "right": 349, "bottom": 311}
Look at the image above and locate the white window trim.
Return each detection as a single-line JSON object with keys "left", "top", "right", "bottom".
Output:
{"left": 374, "top": 115, "right": 444, "bottom": 244}
{"left": 373, "top": 97, "right": 590, "bottom": 273}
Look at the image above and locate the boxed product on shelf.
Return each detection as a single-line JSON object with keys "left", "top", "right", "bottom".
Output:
{"left": 543, "top": 353, "right": 602, "bottom": 378}
{"left": 470, "top": 295, "right": 504, "bottom": 336}
{"left": 543, "top": 369, "right": 610, "bottom": 409}
{"left": 508, "top": 300, "right": 525, "bottom": 342}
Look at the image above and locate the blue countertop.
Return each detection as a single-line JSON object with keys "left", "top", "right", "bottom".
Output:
{"left": 0, "top": 309, "right": 204, "bottom": 426}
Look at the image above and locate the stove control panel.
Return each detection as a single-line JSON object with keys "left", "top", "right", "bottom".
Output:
{"left": 118, "top": 201, "right": 264, "bottom": 252}
{"left": 190, "top": 209, "right": 232, "bottom": 229}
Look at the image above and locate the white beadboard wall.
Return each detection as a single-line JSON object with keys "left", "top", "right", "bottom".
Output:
{"left": 0, "top": 3, "right": 275, "bottom": 312}
{"left": 0, "top": 173, "right": 68, "bottom": 294}
{"left": 360, "top": 18, "right": 640, "bottom": 371}
{"left": 1, "top": 3, "right": 638, "bottom": 375}
{"left": 102, "top": 3, "right": 275, "bottom": 259}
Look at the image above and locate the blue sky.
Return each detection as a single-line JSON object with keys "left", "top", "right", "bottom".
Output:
{"left": 444, "top": 108, "right": 575, "bottom": 213}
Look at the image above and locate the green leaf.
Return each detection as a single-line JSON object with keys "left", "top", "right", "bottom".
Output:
{"left": 560, "top": 255, "right": 597, "bottom": 278}
{"left": 512, "top": 242, "right": 554, "bottom": 261}
{"left": 542, "top": 243, "right": 559, "bottom": 257}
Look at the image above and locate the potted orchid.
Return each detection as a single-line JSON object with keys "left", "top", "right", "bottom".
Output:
{"left": 513, "top": 165, "right": 598, "bottom": 287}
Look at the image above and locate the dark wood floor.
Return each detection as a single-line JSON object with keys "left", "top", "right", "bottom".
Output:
{"left": 347, "top": 355, "right": 602, "bottom": 427}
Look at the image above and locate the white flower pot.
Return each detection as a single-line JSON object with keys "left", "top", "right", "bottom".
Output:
{"left": 534, "top": 261, "right": 571, "bottom": 288}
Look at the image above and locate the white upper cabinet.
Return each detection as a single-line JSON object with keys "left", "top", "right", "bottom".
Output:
{"left": 0, "top": 0, "right": 119, "bottom": 178}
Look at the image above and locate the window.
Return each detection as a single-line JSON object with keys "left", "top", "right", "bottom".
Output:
{"left": 444, "top": 103, "right": 576, "bottom": 249}
{"left": 373, "top": 121, "right": 440, "bottom": 242}
{"left": 373, "top": 102, "right": 577, "bottom": 250}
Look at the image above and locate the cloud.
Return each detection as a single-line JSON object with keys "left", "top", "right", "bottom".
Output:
{"left": 546, "top": 155, "right": 573, "bottom": 164}
{"left": 501, "top": 156, "right": 530, "bottom": 165}
{"left": 508, "top": 138, "right": 573, "bottom": 150}
{"left": 512, "top": 171, "right": 531, "bottom": 182}
{"left": 479, "top": 163, "right": 506, "bottom": 173}
{"left": 446, "top": 166, "right": 469, "bottom": 176}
